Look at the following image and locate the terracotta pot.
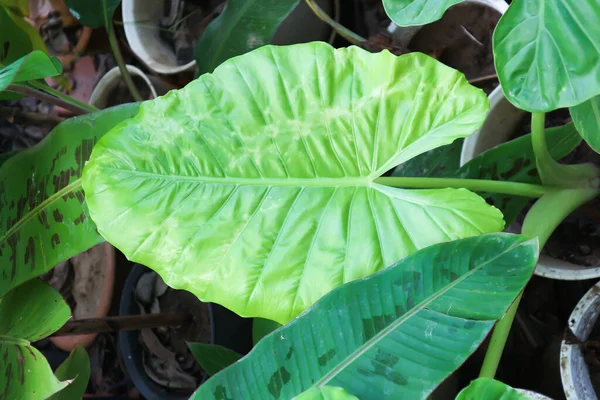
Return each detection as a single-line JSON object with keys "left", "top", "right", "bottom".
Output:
{"left": 50, "top": 243, "right": 116, "bottom": 351}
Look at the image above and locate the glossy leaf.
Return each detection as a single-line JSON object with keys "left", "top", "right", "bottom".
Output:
{"left": 392, "top": 138, "right": 463, "bottom": 178}
{"left": 493, "top": 0, "right": 600, "bottom": 112}
{"left": 0, "top": 6, "right": 48, "bottom": 66}
{"left": 0, "top": 279, "right": 71, "bottom": 400}
{"left": 188, "top": 343, "right": 242, "bottom": 376}
{"left": 49, "top": 345, "right": 91, "bottom": 400}
{"left": 0, "top": 50, "right": 62, "bottom": 92}
{"left": 456, "top": 122, "right": 581, "bottom": 224}
{"left": 83, "top": 43, "right": 500, "bottom": 324}
{"left": 64, "top": 0, "right": 120, "bottom": 28}
{"left": 253, "top": 318, "right": 282, "bottom": 345}
{"left": 194, "top": 0, "right": 299, "bottom": 75}
{"left": 0, "top": 103, "right": 140, "bottom": 297}
{"left": 293, "top": 387, "right": 359, "bottom": 400}
{"left": 570, "top": 96, "right": 600, "bottom": 153}
{"left": 456, "top": 378, "right": 531, "bottom": 400}
{"left": 383, "top": 0, "right": 465, "bottom": 26}
{"left": 192, "top": 234, "right": 538, "bottom": 399}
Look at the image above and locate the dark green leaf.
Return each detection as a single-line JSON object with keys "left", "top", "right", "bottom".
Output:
{"left": 293, "top": 387, "right": 360, "bottom": 400}
{"left": 0, "top": 0, "right": 29, "bottom": 16}
{"left": 194, "top": 0, "right": 300, "bottom": 75}
{"left": 65, "top": 0, "right": 120, "bottom": 28}
{"left": 0, "top": 151, "right": 18, "bottom": 168}
{"left": 455, "top": 122, "right": 581, "bottom": 224}
{"left": 49, "top": 345, "right": 91, "bottom": 400}
{"left": 570, "top": 96, "right": 600, "bottom": 153}
{"left": 192, "top": 233, "right": 538, "bottom": 399}
{"left": 83, "top": 43, "right": 500, "bottom": 324}
{"left": 383, "top": 0, "right": 466, "bottom": 26}
{"left": 0, "top": 103, "right": 139, "bottom": 297}
{"left": 0, "top": 50, "right": 62, "bottom": 92}
{"left": 392, "top": 138, "right": 463, "bottom": 178}
{"left": 456, "top": 378, "right": 531, "bottom": 400}
{"left": 253, "top": 318, "right": 282, "bottom": 345}
{"left": 493, "top": 0, "right": 600, "bottom": 112}
{"left": 188, "top": 343, "right": 242, "bottom": 376}
{"left": 0, "top": 6, "right": 48, "bottom": 66}
{"left": 0, "top": 279, "right": 71, "bottom": 400}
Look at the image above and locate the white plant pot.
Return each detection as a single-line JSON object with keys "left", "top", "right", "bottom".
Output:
{"left": 122, "top": 0, "right": 332, "bottom": 75}
{"left": 461, "top": 86, "right": 600, "bottom": 281}
{"left": 560, "top": 282, "right": 600, "bottom": 400}
{"left": 386, "top": 0, "right": 508, "bottom": 48}
{"left": 89, "top": 65, "right": 171, "bottom": 108}
{"left": 516, "top": 389, "right": 553, "bottom": 400}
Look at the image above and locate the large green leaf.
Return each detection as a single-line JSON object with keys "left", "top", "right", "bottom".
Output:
{"left": 188, "top": 343, "right": 242, "bottom": 376}
{"left": 493, "top": 0, "right": 600, "bottom": 112}
{"left": 0, "top": 50, "right": 62, "bottom": 92}
{"left": 0, "top": 103, "right": 140, "bottom": 297}
{"left": 83, "top": 43, "right": 501, "bottom": 324}
{"left": 293, "top": 387, "right": 359, "bottom": 400}
{"left": 64, "top": 0, "right": 120, "bottom": 28}
{"left": 455, "top": 122, "right": 581, "bottom": 224}
{"left": 0, "top": 279, "right": 71, "bottom": 400}
{"left": 0, "top": 6, "right": 47, "bottom": 66}
{"left": 49, "top": 345, "right": 91, "bottom": 400}
{"left": 194, "top": 0, "right": 299, "bottom": 75}
{"left": 253, "top": 318, "right": 282, "bottom": 345}
{"left": 456, "top": 378, "right": 531, "bottom": 400}
{"left": 570, "top": 96, "right": 600, "bottom": 153}
{"left": 382, "top": 0, "right": 465, "bottom": 26}
{"left": 191, "top": 233, "right": 538, "bottom": 399}
{"left": 392, "top": 138, "right": 463, "bottom": 178}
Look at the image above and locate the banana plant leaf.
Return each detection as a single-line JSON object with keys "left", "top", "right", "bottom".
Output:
{"left": 493, "top": 0, "right": 600, "bottom": 112}
{"left": 0, "top": 50, "right": 62, "bottom": 92}
{"left": 82, "top": 42, "right": 503, "bottom": 324}
{"left": 49, "top": 345, "right": 91, "bottom": 400}
{"left": 382, "top": 0, "right": 466, "bottom": 26}
{"left": 0, "top": 279, "right": 71, "bottom": 400}
{"left": 0, "top": 103, "right": 139, "bottom": 297}
{"left": 191, "top": 233, "right": 538, "bottom": 399}
{"left": 456, "top": 378, "right": 532, "bottom": 400}
{"left": 293, "top": 387, "right": 359, "bottom": 400}
{"left": 194, "top": 0, "right": 300, "bottom": 75}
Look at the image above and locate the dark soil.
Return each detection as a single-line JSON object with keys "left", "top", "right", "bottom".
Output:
{"left": 106, "top": 76, "right": 154, "bottom": 107}
{"left": 159, "top": 0, "right": 225, "bottom": 65}
{"left": 135, "top": 271, "right": 212, "bottom": 393}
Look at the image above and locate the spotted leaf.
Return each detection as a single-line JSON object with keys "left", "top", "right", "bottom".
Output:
{"left": 192, "top": 234, "right": 538, "bottom": 399}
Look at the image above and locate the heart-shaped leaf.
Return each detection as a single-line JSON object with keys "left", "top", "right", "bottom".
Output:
{"left": 570, "top": 96, "right": 600, "bottom": 153}
{"left": 456, "top": 378, "right": 532, "bottom": 400}
{"left": 0, "top": 279, "right": 71, "bottom": 400}
{"left": 293, "top": 387, "right": 359, "bottom": 400}
{"left": 191, "top": 233, "right": 538, "bottom": 399}
{"left": 0, "top": 50, "right": 62, "bottom": 92}
{"left": 64, "top": 0, "right": 120, "bottom": 28}
{"left": 0, "top": 103, "right": 139, "bottom": 297}
{"left": 194, "top": 0, "right": 300, "bottom": 75}
{"left": 493, "top": 0, "right": 600, "bottom": 112}
{"left": 383, "top": 0, "right": 466, "bottom": 26}
{"left": 83, "top": 43, "right": 500, "bottom": 324}
{"left": 49, "top": 345, "right": 91, "bottom": 400}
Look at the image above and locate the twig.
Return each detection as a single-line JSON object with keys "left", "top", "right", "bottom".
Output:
{"left": 52, "top": 313, "right": 190, "bottom": 336}
{"left": 305, "top": 0, "right": 366, "bottom": 45}
{"left": 7, "top": 84, "right": 91, "bottom": 115}
{"left": 328, "top": 0, "right": 341, "bottom": 45}
{"left": 106, "top": 20, "right": 143, "bottom": 102}
{"left": 468, "top": 73, "right": 498, "bottom": 84}
{"left": 0, "top": 107, "right": 65, "bottom": 127}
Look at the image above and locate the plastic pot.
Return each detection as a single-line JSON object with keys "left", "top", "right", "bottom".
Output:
{"left": 560, "top": 282, "right": 600, "bottom": 400}
{"left": 460, "top": 86, "right": 600, "bottom": 280}
{"left": 386, "top": 0, "right": 508, "bottom": 48}
{"left": 89, "top": 65, "right": 173, "bottom": 108}
{"left": 121, "top": 0, "right": 333, "bottom": 75}
{"left": 50, "top": 243, "right": 116, "bottom": 351}
{"left": 119, "top": 264, "right": 253, "bottom": 400}
{"left": 516, "top": 389, "right": 553, "bottom": 399}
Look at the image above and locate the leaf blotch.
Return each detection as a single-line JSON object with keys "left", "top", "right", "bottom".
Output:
{"left": 267, "top": 367, "right": 291, "bottom": 398}
{"left": 213, "top": 384, "right": 233, "bottom": 400}
{"left": 53, "top": 209, "right": 63, "bottom": 222}
{"left": 318, "top": 349, "right": 336, "bottom": 366}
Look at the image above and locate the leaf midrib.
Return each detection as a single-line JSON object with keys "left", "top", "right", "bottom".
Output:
{"left": 314, "top": 239, "right": 527, "bottom": 387}
{"left": 0, "top": 180, "right": 82, "bottom": 247}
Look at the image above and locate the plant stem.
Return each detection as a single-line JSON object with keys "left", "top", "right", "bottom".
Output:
{"left": 374, "top": 176, "right": 548, "bottom": 198}
{"left": 479, "top": 187, "right": 600, "bottom": 378}
{"left": 7, "top": 84, "right": 93, "bottom": 115}
{"left": 28, "top": 80, "right": 99, "bottom": 113}
{"left": 305, "top": 0, "right": 367, "bottom": 45}
{"left": 106, "top": 20, "right": 143, "bottom": 102}
{"left": 532, "top": 112, "right": 599, "bottom": 187}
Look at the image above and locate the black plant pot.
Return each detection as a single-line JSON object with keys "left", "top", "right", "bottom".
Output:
{"left": 119, "top": 264, "right": 252, "bottom": 400}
